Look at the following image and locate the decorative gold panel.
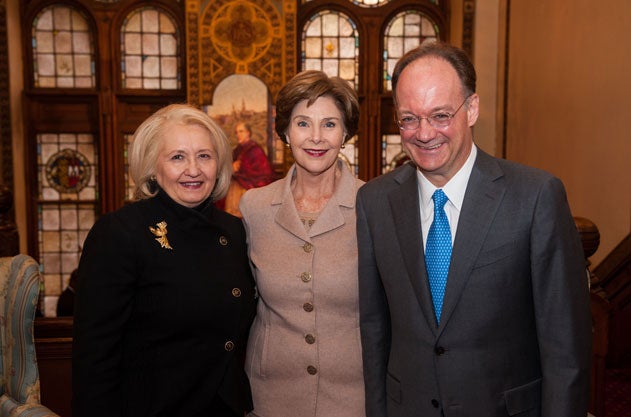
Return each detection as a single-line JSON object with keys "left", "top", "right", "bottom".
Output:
{"left": 186, "top": 0, "right": 296, "bottom": 106}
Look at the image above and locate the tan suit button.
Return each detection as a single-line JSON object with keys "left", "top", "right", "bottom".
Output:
{"left": 302, "top": 242, "right": 313, "bottom": 253}
{"left": 307, "top": 365, "right": 317, "bottom": 375}
{"left": 232, "top": 288, "right": 242, "bottom": 297}
{"left": 300, "top": 272, "right": 312, "bottom": 282}
{"left": 219, "top": 236, "right": 228, "bottom": 246}
{"left": 224, "top": 341, "right": 234, "bottom": 351}
{"left": 305, "top": 334, "right": 315, "bottom": 344}
{"left": 303, "top": 302, "right": 314, "bottom": 312}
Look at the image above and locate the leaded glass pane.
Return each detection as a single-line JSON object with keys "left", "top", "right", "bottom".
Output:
{"left": 37, "top": 133, "right": 98, "bottom": 201}
{"left": 37, "top": 132, "right": 98, "bottom": 316}
{"left": 32, "top": 5, "right": 96, "bottom": 88}
{"left": 381, "top": 134, "right": 410, "bottom": 174}
{"left": 383, "top": 11, "right": 439, "bottom": 91}
{"left": 38, "top": 203, "right": 96, "bottom": 316}
{"left": 339, "top": 136, "right": 359, "bottom": 176}
{"left": 302, "top": 11, "right": 359, "bottom": 88}
{"left": 121, "top": 7, "right": 181, "bottom": 90}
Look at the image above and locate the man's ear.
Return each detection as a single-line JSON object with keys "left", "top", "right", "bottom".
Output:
{"left": 466, "top": 93, "right": 480, "bottom": 127}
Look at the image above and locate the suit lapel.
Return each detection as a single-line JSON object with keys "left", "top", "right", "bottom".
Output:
{"left": 437, "top": 150, "right": 506, "bottom": 334}
{"left": 273, "top": 160, "right": 357, "bottom": 241}
{"left": 388, "top": 164, "right": 437, "bottom": 333}
{"left": 273, "top": 166, "right": 310, "bottom": 242}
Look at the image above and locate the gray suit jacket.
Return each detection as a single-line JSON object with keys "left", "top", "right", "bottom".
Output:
{"left": 357, "top": 149, "right": 591, "bottom": 417}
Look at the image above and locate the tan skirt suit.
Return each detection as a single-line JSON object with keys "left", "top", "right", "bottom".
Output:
{"left": 240, "top": 160, "right": 365, "bottom": 417}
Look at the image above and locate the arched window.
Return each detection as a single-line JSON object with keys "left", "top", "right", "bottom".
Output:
{"left": 121, "top": 7, "right": 181, "bottom": 89}
{"left": 32, "top": 5, "right": 95, "bottom": 88}
{"left": 302, "top": 10, "right": 359, "bottom": 88}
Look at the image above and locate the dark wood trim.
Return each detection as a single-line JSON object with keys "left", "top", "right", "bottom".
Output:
{"left": 0, "top": 0, "right": 12, "bottom": 188}
{"left": 34, "top": 317, "right": 74, "bottom": 417}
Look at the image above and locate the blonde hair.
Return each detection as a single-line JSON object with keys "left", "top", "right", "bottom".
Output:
{"left": 128, "top": 103, "right": 232, "bottom": 202}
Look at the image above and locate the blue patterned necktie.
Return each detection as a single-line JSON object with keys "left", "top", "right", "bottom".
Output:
{"left": 425, "top": 189, "right": 452, "bottom": 323}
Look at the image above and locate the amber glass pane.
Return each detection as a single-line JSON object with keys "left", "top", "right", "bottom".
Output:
{"left": 32, "top": 5, "right": 95, "bottom": 88}
{"left": 37, "top": 133, "right": 98, "bottom": 316}
{"left": 121, "top": 7, "right": 181, "bottom": 89}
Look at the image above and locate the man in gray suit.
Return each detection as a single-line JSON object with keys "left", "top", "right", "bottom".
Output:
{"left": 357, "top": 42, "right": 591, "bottom": 417}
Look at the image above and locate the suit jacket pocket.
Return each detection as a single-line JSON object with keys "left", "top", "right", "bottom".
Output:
{"left": 386, "top": 372, "right": 402, "bottom": 404}
{"left": 472, "top": 241, "right": 517, "bottom": 270}
{"left": 503, "top": 378, "right": 541, "bottom": 416}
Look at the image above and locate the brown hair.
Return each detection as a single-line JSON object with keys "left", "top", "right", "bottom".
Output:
{"left": 391, "top": 42, "right": 476, "bottom": 102}
{"left": 275, "top": 70, "right": 359, "bottom": 143}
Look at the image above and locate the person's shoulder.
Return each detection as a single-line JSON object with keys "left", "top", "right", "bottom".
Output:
{"left": 242, "top": 178, "right": 282, "bottom": 204}
{"left": 93, "top": 199, "right": 142, "bottom": 226}
{"left": 484, "top": 153, "right": 557, "bottom": 183}
{"left": 360, "top": 162, "right": 415, "bottom": 194}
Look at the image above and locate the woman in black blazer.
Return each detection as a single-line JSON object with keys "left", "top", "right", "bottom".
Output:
{"left": 72, "top": 104, "right": 256, "bottom": 417}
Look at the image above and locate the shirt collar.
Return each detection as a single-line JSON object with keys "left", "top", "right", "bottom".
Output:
{"left": 417, "top": 144, "right": 477, "bottom": 211}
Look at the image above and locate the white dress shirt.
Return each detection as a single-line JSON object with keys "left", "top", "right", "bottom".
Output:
{"left": 417, "top": 145, "right": 477, "bottom": 250}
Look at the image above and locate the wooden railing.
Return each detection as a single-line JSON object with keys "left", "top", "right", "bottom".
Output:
{"left": 574, "top": 217, "right": 610, "bottom": 417}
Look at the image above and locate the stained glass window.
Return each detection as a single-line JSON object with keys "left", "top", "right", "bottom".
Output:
{"left": 302, "top": 11, "right": 359, "bottom": 89}
{"left": 121, "top": 7, "right": 180, "bottom": 89}
{"left": 383, "top": 11, "right": 439, "bottom": 91}
{"left": 381, "top": 10, "right": 439, "bottom": 173}
{"left": 37, "top": 133, "right": 98, "bottom": 315}
{"left": 302, "top": 10, "right": 360, "bottom": 176}
{"left": 32, "top": 5, "right": 95, "bottom": 88}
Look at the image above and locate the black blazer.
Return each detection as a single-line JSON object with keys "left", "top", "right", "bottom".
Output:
{"left": 73, "top": 189, "right": 256, "bottom": 417}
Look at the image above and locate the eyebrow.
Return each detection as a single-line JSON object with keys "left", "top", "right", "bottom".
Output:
{"left": 292, "top": 115, "right": 341, "bottom": 121}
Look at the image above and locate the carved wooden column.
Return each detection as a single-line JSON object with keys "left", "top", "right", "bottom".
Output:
{"left": 0, "top": 184, "right": 19, "bottom": 257}
{"left": 575, "top": 216, "right": 609, "bottom": 417}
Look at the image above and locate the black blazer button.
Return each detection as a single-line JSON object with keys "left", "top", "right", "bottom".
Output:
{"left": 435, "top": 346, "right": 446, "bottom": 355}
{"left": 431, "top": 399, "right": 440, "bottom": 408}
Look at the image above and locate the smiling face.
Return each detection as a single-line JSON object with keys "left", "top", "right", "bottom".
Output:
{"left": 396, "top": 56, "right": 479, "bottom": 187}
{"left": 286, "top": 96, "right": 345, "bottom": 178}
{"left": 155, "top": 122, "right": 218, "bottom": 208}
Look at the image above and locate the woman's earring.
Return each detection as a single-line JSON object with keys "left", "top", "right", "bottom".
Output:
{"left": 341, "top": 143, "right": 346, "bottom": 149}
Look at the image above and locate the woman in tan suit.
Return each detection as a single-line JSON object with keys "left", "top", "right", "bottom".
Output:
{"left": 239, "top": 70, "right": 365, "bottom": 417}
